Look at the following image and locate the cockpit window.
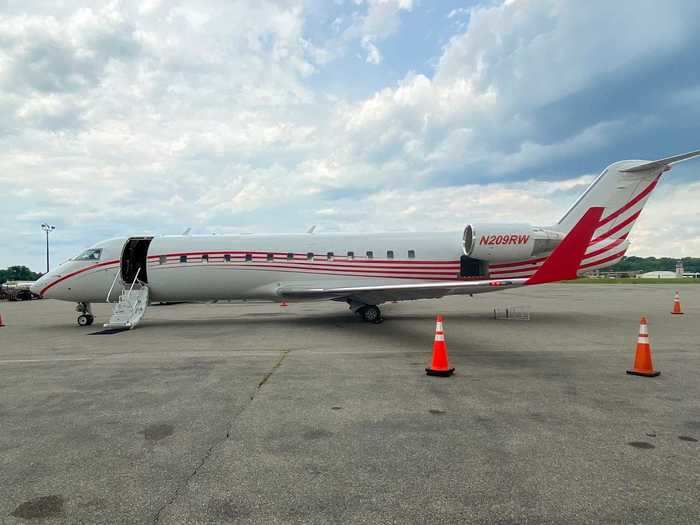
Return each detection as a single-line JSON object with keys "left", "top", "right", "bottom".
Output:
{"left": 73, "top": 248, "right": 102, "bottom": 261}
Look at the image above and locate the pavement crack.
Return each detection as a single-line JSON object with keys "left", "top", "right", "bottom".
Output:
{"left": 152, "top": 349, "right": 289, "bottom": 524}
{"left": 255, "top": 349, "right": 289, "bottom": 392}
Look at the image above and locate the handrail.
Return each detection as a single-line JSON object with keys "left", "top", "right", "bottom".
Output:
{"left": 126, "top": 267, "right": 141, "bottom": 302}
{"left": 106, "top": 271, "right": 120, "bottom": 303}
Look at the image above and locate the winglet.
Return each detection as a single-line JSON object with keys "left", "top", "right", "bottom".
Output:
{"left": 620, "top": 149, "right": 700, "bottom": 173}
{"left": 526, "top": 206, "right": 605, "bottom": 285}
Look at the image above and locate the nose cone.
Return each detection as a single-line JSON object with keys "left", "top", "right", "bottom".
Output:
{"left": 30, "top": 277, "right": 47, "bottom": 297}
{"left": 31, "top": 273, "right": 55, "bottom": 298}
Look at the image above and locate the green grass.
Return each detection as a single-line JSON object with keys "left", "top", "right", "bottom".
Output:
{"left": 570, "top": 277, "right": 700, "bottom": 284}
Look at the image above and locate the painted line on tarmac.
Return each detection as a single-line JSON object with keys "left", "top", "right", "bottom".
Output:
{"left": 0, "top": 350, "right": 284, "bottom": 365}
{"left": 296, "top": 349, "right": 426, "bottom": 355}
{"left": 0, "top": 348, "right": 423, "bottom": 365}
{"left": 0, "top": 357, "right": 95, "bottom": 365}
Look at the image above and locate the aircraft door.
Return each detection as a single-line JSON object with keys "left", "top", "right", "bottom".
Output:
{"left": 121, "top": 237, "right": 153, "bottom": 284}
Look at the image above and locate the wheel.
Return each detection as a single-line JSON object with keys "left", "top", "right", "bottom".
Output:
{"left": 360, "top": 305, "right": 382, "bottom": 323}
{"left": 77, "top": 314, "right": 94, "bottom": 327}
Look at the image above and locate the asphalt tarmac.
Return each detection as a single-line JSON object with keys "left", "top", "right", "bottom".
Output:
{"left": 0, "top": 284, "right": 698, "bottom": 524}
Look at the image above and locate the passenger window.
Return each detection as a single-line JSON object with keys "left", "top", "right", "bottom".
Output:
{"left": 224, "top": 254, "right": 231, "bottom": 262}
{"left": 347, "top": 251, "right": 354, "bottom": 259}
{"left": 159, "top": 255, "right": 166, "bottom": 265}
{"left": 366, "top": 251, "right": 373, "bottom": 259}
{"left": 245, "top": 254, "right": 252, "bottom": 262}
{"left": 287, "top": 252, "right": 294, "bottom": 260}
{"left": 307, "top": 252, "right": 314, "bottom": 260}
{"left": 327, "top": 252, "right": 334, "bottom": 260}
{"left": 201, "top": 254, "right": 209, "bottom": 263}
{"left": 408, "top": 250, "right": 415, "bottom": 259}
{"left": 180, "top": 255, "right": 187, "bottom": 263}
{"left": 267, "top": 253, "right": 274, "bottom": 261}
{"left": 387, "top": 250, "right": 394, "bottom": 259}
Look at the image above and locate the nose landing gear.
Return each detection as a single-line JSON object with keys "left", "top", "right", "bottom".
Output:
{"left": 76, "top": 302, "right": 94, "bottom": 326}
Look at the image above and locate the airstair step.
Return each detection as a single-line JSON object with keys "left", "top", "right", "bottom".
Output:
{"left": 104, "top": 285, "right": 150, "bottom": 329}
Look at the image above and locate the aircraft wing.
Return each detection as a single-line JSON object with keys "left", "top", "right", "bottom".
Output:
{"left": 278, "top": 278, "right": 528, "bottom": 304}
{"left": 277, "top": 207, "right": 604, "bottom": 305}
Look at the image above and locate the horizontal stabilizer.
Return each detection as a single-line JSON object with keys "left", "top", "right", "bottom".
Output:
{"left": 620, "top": 149, "right": 700, "bottom": 172}
{"left": 527, "top": 207, "right": 604, "bottom": 285}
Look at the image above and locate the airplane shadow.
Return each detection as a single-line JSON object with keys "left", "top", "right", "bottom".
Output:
{"left": 138, "top": 309, "right": 581, "bottom": 329}
{"left": 130, "top": 309, "right": 587, "bottom": 365}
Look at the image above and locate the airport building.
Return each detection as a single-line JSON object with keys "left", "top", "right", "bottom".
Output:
{"left": 638, "top": 270, "right": 680, "bottom": 279}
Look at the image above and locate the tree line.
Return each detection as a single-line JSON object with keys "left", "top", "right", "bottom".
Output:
{"left": 0, "top": 266, "right": 42, "bottom": 285}
{"left": 607, "top": 256, "right": 700, "bottom": 273}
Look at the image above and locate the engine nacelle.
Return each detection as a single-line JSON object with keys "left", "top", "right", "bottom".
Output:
{"left": 463, "top": 224, "right": 563, "bottom": 263}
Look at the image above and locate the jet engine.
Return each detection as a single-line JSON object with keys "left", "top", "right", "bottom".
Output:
{"left": 463, "top": 224, "right": 564, "bottom": 263}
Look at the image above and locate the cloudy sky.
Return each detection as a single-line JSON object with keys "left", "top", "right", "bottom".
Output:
{"left": 2, "top": 0, "right": 700, "bottom": 271}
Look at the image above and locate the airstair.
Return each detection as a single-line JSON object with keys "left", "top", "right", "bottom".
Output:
{"left": 104, "top": 269, "right": 149, "bottom": 329}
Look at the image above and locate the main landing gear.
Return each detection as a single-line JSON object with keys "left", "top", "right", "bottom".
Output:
{"left": 76, "top": 302, "right": 94, "bottom": 326}
{"left": 348, "top": 301, "right": 382, "bottom": 324}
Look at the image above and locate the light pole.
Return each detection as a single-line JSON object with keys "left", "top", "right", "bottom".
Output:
{"left": 41, "top": 223, "right": 55, "bottom": 273}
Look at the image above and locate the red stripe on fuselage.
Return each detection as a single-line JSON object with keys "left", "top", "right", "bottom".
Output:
{"left": 40, "top": 259, "right": 120, "bottom": 295}
{"left": 150, "top": 257, "right": 459, "bottom": 272}
{"left": 153, "top": 261, "right": 458, "bottom": 277}
{"left": 147, "top": 251, "right": 459, "bottom": 265}
{"left": 151, "top": 263, "right": 453, "bottom": 280}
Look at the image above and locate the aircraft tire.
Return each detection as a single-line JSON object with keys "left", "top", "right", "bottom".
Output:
{"left": 77, "top": 314, "right": 94, "bottom": 327}
{"left": 360, "top": 305, "right": 382, "bottom": 324}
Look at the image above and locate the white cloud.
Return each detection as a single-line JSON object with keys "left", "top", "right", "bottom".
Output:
{"left": 447, "top": 8, "right": 469, "bottom": 19}
{"left": 338, "top": 0, "right": 700, "bottom": 180}
{"left": 341, "top": 0, "right": 412, "bottom": 64}
{"left": 627, "top": 178, "right": 700, "bottom": 257}
{"left": 362, "top": 37, "right": 382, "bottom": 64}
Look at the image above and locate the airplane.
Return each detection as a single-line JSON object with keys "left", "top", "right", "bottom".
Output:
{"left": 31, "top": 150, "right": 700, "bottom": 329}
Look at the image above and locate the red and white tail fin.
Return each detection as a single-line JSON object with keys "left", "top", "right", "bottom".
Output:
{"left": 527, "top": 207, "right": 604, "bottom": 285}
{"left": 554, "top": 149, "right": 700, "bottom": 271}
{"left": 488, "top": 150, "right": 700, "bottom": 279}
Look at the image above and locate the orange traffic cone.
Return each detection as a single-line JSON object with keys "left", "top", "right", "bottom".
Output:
{"left": 626, "top": 316, "right": 660, "bottom": 377}
{"left": 280, "top": 300, "right": 288, "bottom": 308}
{"left": 426, "top": 315, "right": 454, "bottom": 377}
{"left": 671, "top": 291, "right": 684, "bottom": 315}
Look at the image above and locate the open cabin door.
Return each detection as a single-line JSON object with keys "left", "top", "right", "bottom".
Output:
{"left": 121, "top": 237, "right": 153, "bottom": 284}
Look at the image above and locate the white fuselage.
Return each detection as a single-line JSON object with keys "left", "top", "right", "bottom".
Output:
{"left": 33, "top": 231, "right": 467, "bottom": 303}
